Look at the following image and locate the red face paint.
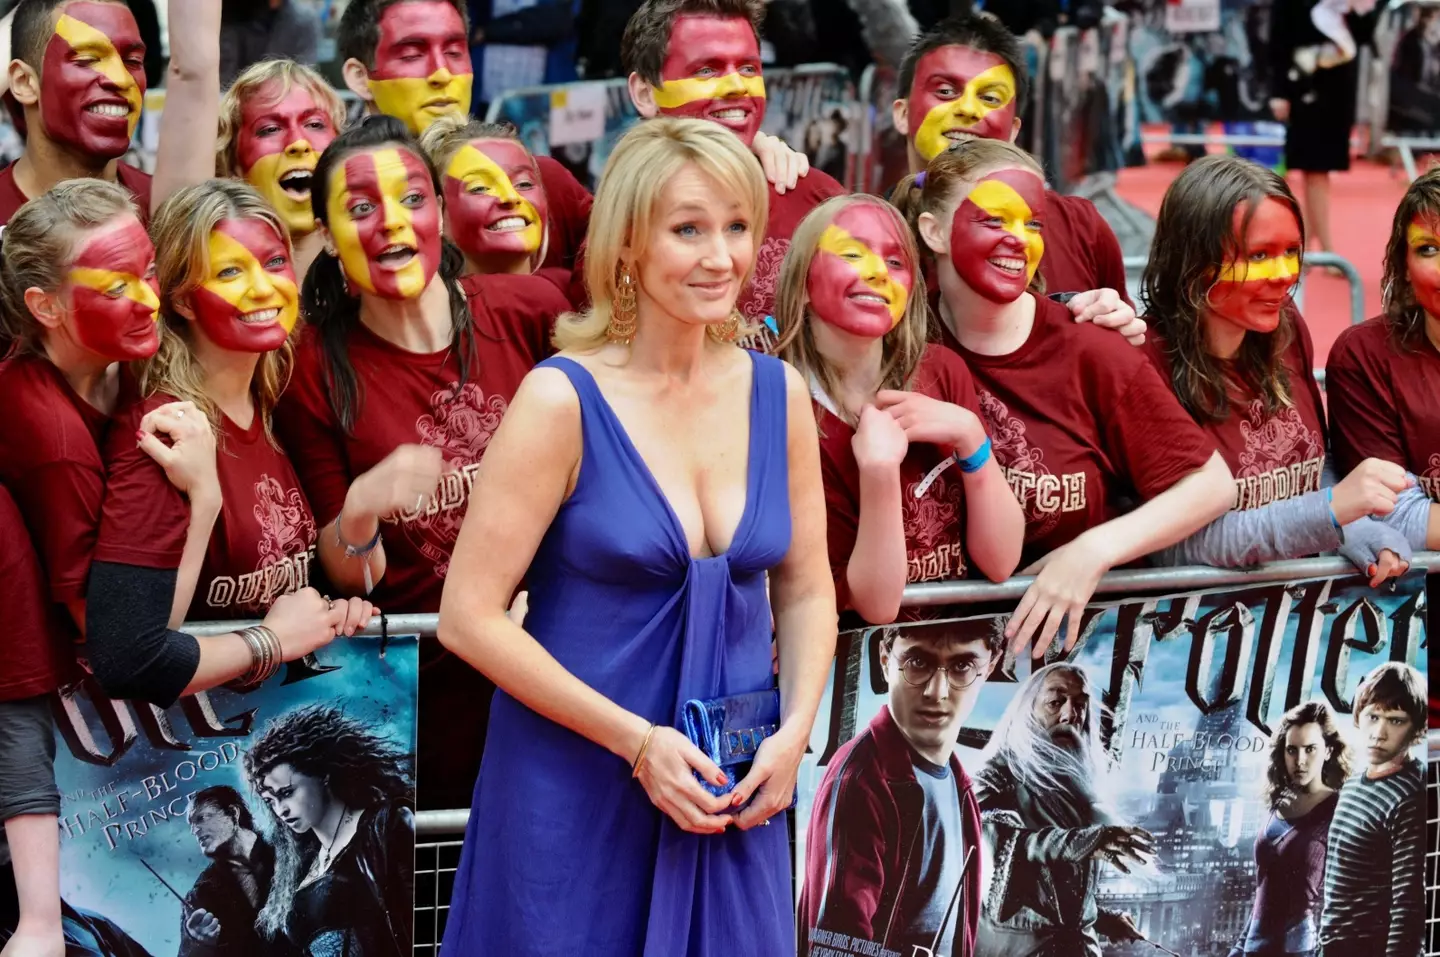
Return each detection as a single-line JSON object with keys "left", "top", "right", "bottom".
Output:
{"left": 367, "top": 0, "right": 473, "bottom": 134}
{"left": 948, "top": 168, "right": 1046, "bottom": 304}
{"left": 66, "top": 216, "right": 160, "bottom": 360}
{"left": 907, "top": 45, "right": 1018, "bottom": 161}
{"left": 236, "top": 83, "right": 338, "bottom": 236}
{"left": 40, "top": 1, "right": 147, "bottom": 160}
{"left": 326, "top": 148, "right": 443, "bottom": 300}
{"left": 807, "top": 204, "right": 914, "bottom": 339}
{"left": 442, "top": 139, "right": 549, "bottom": 268}
{"left": 651, "top": 15, "right": 766, "bottom": 146}
{"left": 1405, "top": 214, "right": 1440, "bottom": 320}
{"left": 1207, "top": 198, "right": 1302, "bottom": 337}
{"left": 190, "top": 219, "right": 300, "bottom": 353}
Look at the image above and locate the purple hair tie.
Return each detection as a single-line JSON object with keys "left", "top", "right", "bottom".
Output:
{"left": 915, "top": 171, "right": 928, "bottom": 189}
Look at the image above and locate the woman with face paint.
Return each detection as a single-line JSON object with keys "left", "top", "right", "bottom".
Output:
{"left": 244, "top": 704, "right": 414, "bottom": 956}
{"left": 417, "top": 114, "right": 556, "bottom": 280}
{"left": 275, "top": 115, "right": 571, "bottom": 812}
{"left": 436, "top": 118, "right": 835, "bottom": 955}
{"left": 893, "top": 140, "right": 1235, "bottom": 659}
{"left": 1328, "top": 168, "right": 1440, "bottom": 540}
{"left": 1140, "top": 155, "right": 1425, "bottom": 587}
{"left": 0, "top": 180, "right": 162, "bottom": 647}
{"left": 216, "top": 59, "right": 347, "bottom": 282}
{"left": 81, "top": 180, "right": 375, "bottom": 709}
{"left": 774, "top": 194, "right": 1024, "bottom": 624}
{"left": 1224, "top": 701, "right": 1347, "bottom": 957}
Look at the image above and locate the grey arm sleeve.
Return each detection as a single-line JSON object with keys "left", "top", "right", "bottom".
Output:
{"left": 1376, "top": 479, "right": 1433, "bottom": 551}
{"left": 1153, "top": 489, "right": 1341, "bottom": 568}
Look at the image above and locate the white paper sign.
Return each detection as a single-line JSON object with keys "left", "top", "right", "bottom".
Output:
{"left": 548, "top": 83, "right": 607, "bottom": 148}
{"left": 1165, "top": 0, "right": 1221, "bottom": 34}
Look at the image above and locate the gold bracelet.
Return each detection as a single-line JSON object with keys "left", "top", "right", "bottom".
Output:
{"left": 631, "top": 723, "right": 658, "bottom": 778}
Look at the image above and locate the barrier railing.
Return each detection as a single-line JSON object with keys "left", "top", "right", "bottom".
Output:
{"left": 483, "top": 65, "right": 859, "bottom": 193}
{"left": 187, "top": 553, "right": 1436, "bottom": 955}
{"left": 1428, "top": 729, "right": 1439, "bottom": 956}
{"left": 1121, "top": 250, "right": 1368, "bottom": 329}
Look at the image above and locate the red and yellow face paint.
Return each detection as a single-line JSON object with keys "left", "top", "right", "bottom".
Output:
{"left": 650, "top": 15, "right": 766, "bottom": 146}
{"left": 325, "top": 147, "right": 442, "bottom": 300}
{"left": 367, "top": 0, "right": 473, "bottom": 135}
{"left": 190, "top": 219, "right": 299, "bottom": 354}
{"left": 443, "top": 139, "right": 548, "bottom": 269}
{"left": 1405, "top": 215, "right": 1440, "bottom": 319}
{"left": 40, "top": 1, "right": 147, "bottom": 159}
{"left": 806, "top": 204, "right": 913, "bottom": 339}
{"left": 948, "top": 169, "right": 1045, "bottom": 304}
{"left": 236, "top": 82, "right": 338, "bottom": 237}
{"left": 66, "top": 216, "right": 160, "bottom": 360}
{"left": 1207, "top": 198, "right": 1301, "bottom": 336}
{"left": 907, "top": 46, "right": 1017, "bottom": 161}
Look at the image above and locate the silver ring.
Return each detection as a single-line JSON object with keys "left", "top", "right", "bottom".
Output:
{"left": 762, "top": 819, "right": 771, "bottom": 827}
{"left": 175, "top": 408, "right": 185, "bottom": 418}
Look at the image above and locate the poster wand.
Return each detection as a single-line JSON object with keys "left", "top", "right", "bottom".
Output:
{"left": 1138, "top": 935, "right": 1183, "bottom": 957}
{"left": 139, "top": 858, "right": 194, "bottom": 914}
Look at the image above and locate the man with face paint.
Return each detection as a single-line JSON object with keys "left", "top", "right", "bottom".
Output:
{"left": 337, "top": 0, "right": 594, "bottom": 274}
{"left": 623, "top": 0, "right": 848, "bottom": 348}
{"left": 0, "top": 0, "right": 152, "bottom": 225}
{"left": 776, "top": 197, "right": 1023, "bottom": 625}
{"left": 893, "top": 12, "right": 1143, "bottom": 341}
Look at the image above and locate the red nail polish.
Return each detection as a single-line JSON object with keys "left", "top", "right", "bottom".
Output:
{"left": 135, "top": 430, "right": 146, "bottom": 441}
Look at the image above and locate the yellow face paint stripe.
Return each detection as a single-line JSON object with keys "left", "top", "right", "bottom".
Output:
{"left": 817, "top": 224, "right": 909, "bottom": 324}
{"left": 446, "top": 144, "right": 543, "bottom": 253}
{"left": 327, "top": 148, "right": 427, "bottom": 299}
{"left": 652, "top": 73, "right": 766, "bottom": 110}
{"left": 967, "top": 179, "right": 1043, "bottom": 281}
{"left": 913, "top": 63, "right": 1016, "bottom": 161}
{"left": 1407, "top": 222, "right": 1439, "bottom": 249}
{"left": 205, "top": 230, "right": 300, "bottom": 332}
{"left": 54, "top": 14, "right": 142, "bottom": 134}
{"left": 69, "top": 266, "right": 160, "bottom": 313}
{"left": 1216, "top": 253, "right": 1300, "bottom": 283}
{"left": 368, "top": 71, "right": 474, "bottom": 135}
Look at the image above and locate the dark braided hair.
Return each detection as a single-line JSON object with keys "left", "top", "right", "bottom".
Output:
{"left": 305, "top": 114, "right": 478, "bottom": 434}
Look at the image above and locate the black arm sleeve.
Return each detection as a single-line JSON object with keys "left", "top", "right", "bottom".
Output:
{"left": 86, "top": 561, "right": 201, "bottom": 707}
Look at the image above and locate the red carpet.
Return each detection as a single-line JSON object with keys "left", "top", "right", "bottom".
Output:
{"left": 1113, "top": 145, "right": 1409, "bottom": 368}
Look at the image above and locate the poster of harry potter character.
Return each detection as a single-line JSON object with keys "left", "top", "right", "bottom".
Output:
{"left": 22, "top": 636, "right": 417, "bottom": 957}
{"left": 795, "top": 571, "right": 1428, "bottom": 957}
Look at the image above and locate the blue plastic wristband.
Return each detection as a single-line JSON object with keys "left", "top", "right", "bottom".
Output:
{"left": 1325, "top": 487, "right": 1341, "bottom": 529}
{"left": 954, "top": 436, "right": 993, "bottom": 474}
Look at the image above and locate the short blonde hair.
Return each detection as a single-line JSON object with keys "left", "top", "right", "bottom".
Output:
{"left": 553, "top": 117, "right": 769, "bottom": 351}
{"left": 775, "top": 194, "right": 931, "bottom": 425}
{"left": 146, "top": 180, "right": 295, "bottom": 446}
{"left": 216, "top": 59, "right": 347, "bottom": 178}
{"left": 0, "top": 178, "right": 139, "bottom": 354}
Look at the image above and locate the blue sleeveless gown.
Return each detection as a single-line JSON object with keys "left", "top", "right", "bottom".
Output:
{"left": 441, "top": 351, "right": 795, "bottom": 956}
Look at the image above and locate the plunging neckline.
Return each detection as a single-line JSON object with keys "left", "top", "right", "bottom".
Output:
{"left": 562, "top": 352, "right": 761, "bottom": 563}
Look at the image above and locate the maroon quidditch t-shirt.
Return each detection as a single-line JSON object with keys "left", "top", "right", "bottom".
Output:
{"left": 818, "top": 345, "right": 981, "bottom": 612}
{"left": 941, "top": 296, "right": 1215, "bottom": 565}
{"left": 0, "top": 160, "right": 152, "bottom": 227}
{"left": 0, "top": 483, "right": 71, "bottom": 700}
{"left": 275, "top": 272, "right": 568, "bottom": 809}
{"left": 94, "top": 393, "right": 319, "bottom": 622}
{"left": 1144, "top": 316, "right": 1326, "bottom": 511}
{"left": 1040, "top": 190, "right": 1131, "bottom": 304}
{"left": 535, "top": 155, "right": 591, "bottom": 273}
{"left": 0, "top": 354, "right": 113, "bottom": 629}
{"left": 1327, "top": 315, "right": 1440, "bottom": 499}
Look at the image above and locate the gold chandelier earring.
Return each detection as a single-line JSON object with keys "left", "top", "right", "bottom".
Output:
{"left": 608, "top": 263, "right": 638, "bottom": 345}
{"left": 708, "top": 309, "right": 742, "bottom": 344}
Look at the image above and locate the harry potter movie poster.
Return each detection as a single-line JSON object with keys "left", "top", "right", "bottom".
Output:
{"left": 25, "top": 635, "right": 418, "bottom": 957}
{"left": 797, "top": 572, "right": 1429, "bottom": 957}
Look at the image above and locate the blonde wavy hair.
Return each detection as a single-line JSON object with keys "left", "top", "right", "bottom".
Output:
{"left": 215, "top": 58, "right": 347, "bottom": 179}
{"left": 775, "top": 194, "right": 931, "bottom": 427}
{"left": 553, "top": 117, "right": 769, "bottom": 351}
{"left": 144, "top": 180, "right": 295, "bottom": 447}
{"left": 0, "top": 179, "right": 138, "bottom": 355}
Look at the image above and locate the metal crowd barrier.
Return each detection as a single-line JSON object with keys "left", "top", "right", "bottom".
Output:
{"left": 199, "top": 554, "right": 1435, "bottom": 954}
{"left": 1429, "top": 729, "right": 1439, "bottom": 956}
{"left": 1121, "top": 250, "right": 1368, "bottom": 331}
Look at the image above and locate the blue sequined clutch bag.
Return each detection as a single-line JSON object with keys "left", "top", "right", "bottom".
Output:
{"left": 680, "top": 689, "right": 796, "bottom": 809}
